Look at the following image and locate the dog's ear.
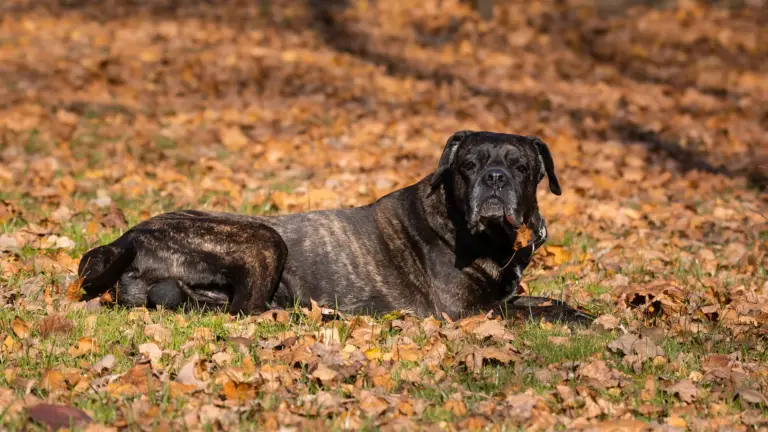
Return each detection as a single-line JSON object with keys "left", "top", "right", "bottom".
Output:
{"left": 431, "top": 130, "right": 473, "bottom": 189}
{"left": 528, "top": 136, "right": 562, "bottom": 195}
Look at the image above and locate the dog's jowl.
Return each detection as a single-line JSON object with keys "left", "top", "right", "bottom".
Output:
{"left": 78, "top": 131, "right": 593, "bottom": 324}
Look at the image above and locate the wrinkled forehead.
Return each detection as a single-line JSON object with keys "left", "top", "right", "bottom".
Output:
{"left": 458, "top": 133, "right": 533, "bottom": 160}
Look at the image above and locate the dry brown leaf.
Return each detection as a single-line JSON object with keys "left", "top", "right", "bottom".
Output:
{"left": 548, "top": 336, "right": 570, "bottom": 346}
{"left": 311, "top": 364, "right": 339, "bottom": 384}
{"left": 256, "top": 309, "right": 291, "bottom": 323}
{"left": 3, "top": 335, "right": 20, "bottom": 354}
{"left": 37, "top": 314, "right": 74, "bottom": 337}
{"left": 443, "top": 398, "right": 468, "bottom": 416}
{"left": 143, "top": 324, "right": 171, "bottom": 344}
{"left": 358, "top": 391, "right": 389, "bottom": 417}
{"left": 176, "top": 354, "right": 208, "bottom": 388}
{"left": 39, "top": 370, "right": 67, "bottom": 392}
{"left": 608, "top": 334, "right": 665, "bottom": 360}
{"left": 220, "top": 126, "right": 250, "bottom": 150}
{"left": 724, "top": 242, "right": 747, "bottom": 266}
{"left": 584, "top": 419, "right": 650, "bottom": 432}
{"left": 578, "top": 360, "right": 619, "bottom": 389}
{"left": 514, "top": 225, "right": 533, "bottom": 250}
{"left": 192, "top": 327, "right": 214, "bottom": 342}
{"left": 65, "top": 278, "right": 84, "bottom": 302}
{"left": 301, "top": 299, "right": 323, "bottom": 325}
{"left": 100, "top": 205, "right": 128, "bottom": 230}
{"left": 393, "top": 344, "right": 420, "bottom": 362}
{"left": 11, "top": 317, "right": 30, "bottom": 339}
{"left": 221, "top": 380, "right": 256, "bottom": 402}
{"left": 665, "top": 380, "right": 699, "bottom": 403}
{"left": 68, "top": 337, "right": 99, "bottom": 357}
{"left": 471, "top": 319, "right": 510, "bottom": 339}
{"left": 542, "top": 245, "right": 572, "bottom": 266}
{"left": 592, "top": 314, "right": 620, "bottom": 331}
{"left": 737, "top": 388, "right": 767, "bottom": 406}
{"left": 702, "top": 354, "right": 730, "bottom": 371}
{"left": 138, "top": 343, "right": 162, "bottom": 361}
{"left": 92, "top": 354, "right": 116, "bottom": 375}
{"left": 212, "top": 352, "right": 232, "bottom": 367}
{"left": 27, "top": 404, "right": 92, "bottom": 430}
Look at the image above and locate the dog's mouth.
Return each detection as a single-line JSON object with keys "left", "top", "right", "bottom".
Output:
{"left": 468, "top": 196, "right": 521, "bottom": 234}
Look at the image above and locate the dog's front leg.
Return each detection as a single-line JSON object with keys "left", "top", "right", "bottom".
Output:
{"left": 496, "top": 212, "right": 595, "bottom": 325}
{"left": 497, "top": 295, "right": 595, "bottom": 325}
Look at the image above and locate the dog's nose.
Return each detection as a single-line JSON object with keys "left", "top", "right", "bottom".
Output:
{"left": 483, "top": 169, "right": 508, "bottom": 188}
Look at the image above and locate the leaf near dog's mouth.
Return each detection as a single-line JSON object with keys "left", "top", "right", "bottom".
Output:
{"left": 513, "top": 225, "right": 533, "bottom": 250}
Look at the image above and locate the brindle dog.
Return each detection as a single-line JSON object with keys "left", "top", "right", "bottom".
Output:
{"left": 78, "top": 131, "right": 593, "bottom": 324}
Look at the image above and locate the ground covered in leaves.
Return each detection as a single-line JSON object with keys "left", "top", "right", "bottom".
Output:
{"left": 0, "top": 0, "right": 767, "bottom": 430}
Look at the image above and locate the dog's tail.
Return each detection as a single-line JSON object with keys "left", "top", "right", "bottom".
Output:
{"left": 78, "top": 243, "right": 137, "bottom": 298}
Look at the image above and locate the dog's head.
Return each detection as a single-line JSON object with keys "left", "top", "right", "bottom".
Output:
{"left": 431, "top": 131, "right": 561, "bottom": 235}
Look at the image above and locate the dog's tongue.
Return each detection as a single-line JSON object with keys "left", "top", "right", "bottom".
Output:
{"left": 505, "top": 214, "right": 517, "bottom": 225}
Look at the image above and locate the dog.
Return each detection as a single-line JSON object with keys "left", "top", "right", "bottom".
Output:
{"left": 78, "top": 131, "right": 594, "bottom": 324}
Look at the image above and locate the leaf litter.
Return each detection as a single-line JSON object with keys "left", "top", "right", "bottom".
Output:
{"left": 0, "top": 0, "right": 766, "bottom": 429}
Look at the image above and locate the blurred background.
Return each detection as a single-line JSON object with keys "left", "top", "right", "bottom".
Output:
{"left": 0, "top": 0, "right": 765, "bottom": 258}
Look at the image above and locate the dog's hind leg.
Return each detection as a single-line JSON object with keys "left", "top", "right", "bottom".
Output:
{"left": 79, "top": 244, "right": 137, "bottom": 299}
{"left": 121, "top": 213, "right": 288, "bottom": 315}
{"left": 223, "top": 225, "right": 288, "bottom": 315}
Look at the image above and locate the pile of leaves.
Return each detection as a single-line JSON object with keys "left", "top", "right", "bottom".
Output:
{"left": 0, "top": 0, "right": 766, "bottom": 429}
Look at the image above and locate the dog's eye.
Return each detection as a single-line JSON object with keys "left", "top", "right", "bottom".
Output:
{"left": 516, "top": 165, "right": 529, "bottom": 174}
{"left": 462, "top": 161, "right": 477, "bottom": 172}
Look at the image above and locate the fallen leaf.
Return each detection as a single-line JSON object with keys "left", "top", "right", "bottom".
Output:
{"left": 212, "top": 352, "right": 232, "bottom": 367}
{"left": 51, "top": 206, "right": 73, "bottom": 223}
{"left": 736, "top": 388, "right": 767, "bottom": 406}
{"left": 222, "top": 380, "right": 256, "bottom": 402}
{"left": 3, "top": 335, "right": 19, "bottom": 353}
{"left": 37, "top": 314, "right": 74, "bottom": 337}
{"left": 0, "top": 234, "right": 18, "bottom": 251}
{"left": 143, "top": 324, "right": 171, "bottom": 344}
{"left": 365, "top": 347, "right": 383, "bottom": 360}
{"left": 358, "top": 391, "right": 389, "bottom": 417}
{"left": 666, "top": 416, "right": 687, "bottom": 428}
{"left": 138, "top": 343, "right": 163, "bottom": 361}
{"left": 311, "top": 364, "right": 339, "bottom": 384}
{"left": 592, "top": 314, "right": 620, "bottom": 331}
{"left": 578, "top": 360, "right": 619, "bottom": 389}
{"left": 301, "top": 299, "right": 323, "bottom": 325}
{"left": 393, "top": 344, "right": 420, "bottom": 362}
{"left": 443, "top": 398, "right": 467, "bottom": 416}
{"left": 12, "top": 317, "right": 30, "bottom": 339}
{"left": 256, "top": 309, "right": 290, "bottom": 323}
{"left": 27, "top": 404, "right": 92, "bottom": 430}
{"left": 92, "top": 354, "right": 116, "bottom": 375}
{"left": 665, "top": 380, "right": 699, "bottom": 403}
{"left": 68, "top": 337, "right": 98, "bottom": 357}
{"left": 220, "top": 126, "right": 250, "bottom": 150}
{"left": 608, "top": 333, "right": 665, "bottom": 360}
{"left": 39, "top": 370, "right": 67, "bottom": 392}
{"left": 548, "top": 336, "right": 570, "bottom": 346}
{"left": 470, "top": 319, "right": 509, "bottom": 339}
{"left": 724, "top": 242, "right": 747, "bottom": 266}
{"left": 176, "top": 354, "right": 208, "bottom": 388}
{"left": 65, "top": 278, "right": 84, "bottom": 302}
{"left": 514, "top": 225, "right": 533, "bottom": 250}
{"left": 192, "top": 327, "right": 214, "bottom": 342}
{"left": 100, "top": 205, "right": 128, "bottom": 230}
{"left": 702, "top": 354, "right": 730, "bottom": 371}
